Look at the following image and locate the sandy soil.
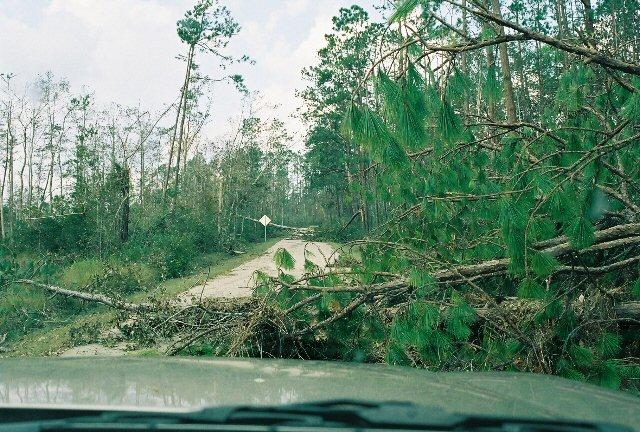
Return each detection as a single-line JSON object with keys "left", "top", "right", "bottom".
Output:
{"left": 61, "top": 343, "right": 128, "bottom": 357}
{"left": 178, "top": 239, "right": 336, "bottom": 303}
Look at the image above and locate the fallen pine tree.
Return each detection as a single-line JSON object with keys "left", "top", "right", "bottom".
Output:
{"left": 240, "top": 216, "right": 318, "bottom": 236}
{"left": 106, "top": 0, "right": 634, "bottom": 393}
{"left": 15, "top": 221, "right": 640, "bottom": 390}
{"left": 16, "top": 279, "right": 154, "bottom": 312}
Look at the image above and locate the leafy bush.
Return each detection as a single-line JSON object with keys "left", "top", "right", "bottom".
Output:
{"left": 0, "top": 288, "right": 50, "bottom": 341}
{"left": 150, "top": 237, "right": 198, "bottom": 279}
{"left": 13, "top": 213, "right": 96, "bottom": 254}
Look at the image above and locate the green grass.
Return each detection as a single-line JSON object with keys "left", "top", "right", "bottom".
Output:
{"left": 5, "top": 238, "right": 282, "bottom": 357}
{"left": 59, "top": 258, "right": 105, "bottom": 287}
{"left": 60, "top": 257, "right": 157, "bottom": 291}
{"left": 7, "top": 312, "right": 118, "bottom": 357}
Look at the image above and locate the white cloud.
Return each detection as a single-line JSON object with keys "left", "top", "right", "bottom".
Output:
{"left": 1, "top": 0, "right": 378, "bottom": 144}
{"left": 49, "top": 0, "right": 186, "bottom": 109}
{"left": 234, "top": 0, "right": 344, "bottom": 143}
{"left": 284, "top": 0, "right": 311, "bottom": 16}
{"left": 1, "top": 0, "right": 188, "bottom": 109}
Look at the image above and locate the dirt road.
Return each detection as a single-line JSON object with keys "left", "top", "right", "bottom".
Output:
{"left": 178, "top": 239, "right": 335, "bottom": 302}
{"left": 61, "top": 239, "right": 336, "bottom": 357}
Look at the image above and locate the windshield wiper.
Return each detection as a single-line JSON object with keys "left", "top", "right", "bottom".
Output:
{"left": 0, "top": 400, "right": 633, "bottom": 432}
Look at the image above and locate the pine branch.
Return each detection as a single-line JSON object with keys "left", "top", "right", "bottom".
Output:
{"left": 475, "top": 299, "right": 640, "bottom": 321}
{"left": 444, "top": 0, "right": 640, "bottom": 76}
{"left": 289, "top": 294, "right": 371, "bottom": 337}
{"left": 597, "top": 184, "right": 640, "bottom": 214}
{"left": 602, "top": 161, "right": 640, "bottom": 193}
{"left": 275, "top": 224, "right": 640, "bottom": 292}
{"left": 554, "top": 255, "right": 640, "bottom": 274}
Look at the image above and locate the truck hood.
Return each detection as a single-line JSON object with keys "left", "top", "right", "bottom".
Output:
{"left": 0, "top": 357, "right": 638, "bottom": 429}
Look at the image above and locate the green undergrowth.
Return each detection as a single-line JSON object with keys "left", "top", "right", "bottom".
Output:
{"left": 4, "top": 238, "right": 281, "bottom": 357}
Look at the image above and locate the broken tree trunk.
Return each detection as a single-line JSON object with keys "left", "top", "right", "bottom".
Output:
{"left": 16, "top": 279, "right": 153, "bottom": 312}
{"left": 435, "top": 223, "right": 640, "bottom": 283}
{"left": 241, "top": 216, "right": 318, "bottom": 235}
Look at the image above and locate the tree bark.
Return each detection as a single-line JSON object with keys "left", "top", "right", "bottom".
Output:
{"left": 491, "top": 0, "right": 518, "bottom": 123}
{"left": 580, "top": 0, "right": 596, "bottom": 46}
{"left": 435, "top": 223, "right": 640, "bottom": 282}
{"left": 17, "top": 279, "right": 152, "bottom": 312}
{"left": 120, "top": 165, "right": 130, "bottom": 243}
{"left": 163, "top": 44, "right": 194, "bottom": 202}
{"left": 483, "top": 11, "right": 497, "bottom": 120}
{"left": 461, "top": 0, "right": 470, "bottom": 115}
{"left": 173, "top": 44, "right": 195, "bottom": 201}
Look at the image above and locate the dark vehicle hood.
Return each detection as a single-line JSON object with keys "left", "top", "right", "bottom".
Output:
{"left": 0, "top": 357, "right": 638, "bottom": 429}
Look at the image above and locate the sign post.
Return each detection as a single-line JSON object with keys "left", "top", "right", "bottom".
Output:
{"left": 259, "top": 215, "right": 271, "bottom": 242}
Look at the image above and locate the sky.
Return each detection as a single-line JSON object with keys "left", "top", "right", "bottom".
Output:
{"left": 0, "top": 0, "right": 380, "bottom": 147}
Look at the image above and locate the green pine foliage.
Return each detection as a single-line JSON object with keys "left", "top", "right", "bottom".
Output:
{"left": 621, "top": 84, "right": 640, "bottom": 123}
{"left": 517, "top": 278, "right": 546, "bottom": 299}
{"left": 438, "top": 97, "right": 462, "bottom": 144}
{"left": 530, "top": 252, "right": 560, "bottom": 278}
{"left": 567, "top": 216, "right": 596, "bottom": 250}
{"left": 633, "top": 278, "right": 640, "bottom": 299}
{"left": 389, "top": 0, "right": 421, "bottom": 22}
{"left": 483, "top": 65, "right": 503, "bottom": 105}
{"left": 446, "top": 293, "right": 477, "bottom": 341}
{"left": 274, "top": 248, "right": 296, "bottom": 270}
{"left": 598, "top": 333, "right": 623, "bottom": 358}
{"left": 291, "top": 0, "right": 640, "bottom": 393}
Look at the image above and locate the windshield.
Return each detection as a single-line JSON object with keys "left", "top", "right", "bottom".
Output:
{"left": 0, "top": 0, "right": 639, "bottom": 428}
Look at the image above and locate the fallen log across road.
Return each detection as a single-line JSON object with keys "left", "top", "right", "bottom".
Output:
{"left": 15, "top": 223, "right": 640, "bottom": 318}
{"left": 433, "top": 223, "right": 640, "bottom": 283}
{"left": 240, "top": 215, "right": 318, "bottom": 235}
{"left": 12, "top": 223, "right": 640, "bottom": 357}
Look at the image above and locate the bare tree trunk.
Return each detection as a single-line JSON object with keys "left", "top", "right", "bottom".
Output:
{"left": 491, "top": 0, "right": 518, "bottom": 123}
{"left": 7, "top": 130, "right": 14, "bottom": 239}
{"left": 27, "top": 120, "right": 34, "bottom": 210}
{"left": 580, "top": 0, "right": 596, "bottom": 46}
{"left": 42, "top": 112, "right": 55, "bottom": 211}
{"left": 461, "top": 0, "right": 470, "bottom": 115}
{"left": 58, "top": 140, "right": 63, "bottom": 199}
{"left": 17, "top": 279, "right": 152, "bottom": 312}
{"left": 120, "top": 165, "right": 130, "bottom": 243}
{"left": 484, "top": 29, "right": 497, "bottom": 119}
{"left": 0, "top": 133, "right": 8, "bottom": 240}
{"left": 4, "top": 98, "right": 15, "bottom": 240}
{"left": 19, "top": 122, "right": 28, "bottom": 218}
{"left": 47, "top": 148, "right": 54, "bottom": 208}
{"left": 139, "top": 139, "right": 145, "bottom": 206}
{"left": 217, "top": 170, "right": 224, "bottom": 234}
{"left": 509, "top": 10, "right": 532, "bottom": 118}
{"left": 173, "top": 44, "right": 195, "bottom": 201}
{"left": 163, "top": 44, "right": 193, "bottom": 202}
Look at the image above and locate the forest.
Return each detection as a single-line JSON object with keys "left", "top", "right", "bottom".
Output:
{"left": 1, "top": 0, "right": 640, "bottom": 393}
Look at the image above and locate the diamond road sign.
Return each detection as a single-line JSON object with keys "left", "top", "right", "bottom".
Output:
{"left": 259, "top": 215, "right": 271, "bottom": 227}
